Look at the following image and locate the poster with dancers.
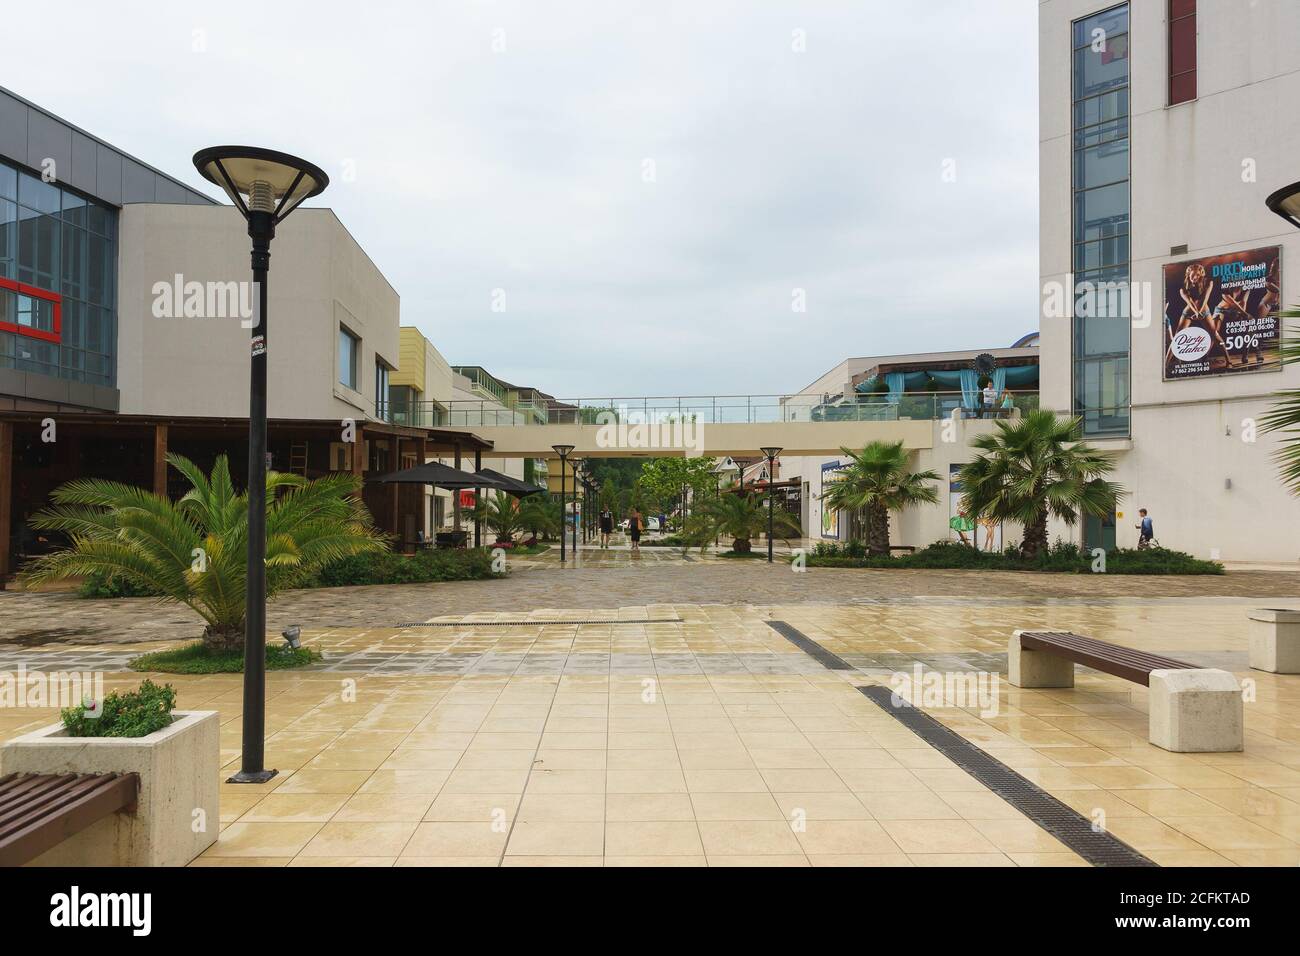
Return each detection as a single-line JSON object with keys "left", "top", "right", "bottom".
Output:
{"left": 1162, "top": 245, "right": 1282, "bottom": 380}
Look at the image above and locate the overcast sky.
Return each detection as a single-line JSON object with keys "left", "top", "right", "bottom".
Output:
{"left": 6, "top": 0, "right": 1039, "bottom": 398}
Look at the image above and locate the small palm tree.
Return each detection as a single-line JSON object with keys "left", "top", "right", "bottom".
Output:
{"left": 957, "top": 410, "right": 1123, "bottom": 558}
{"left": 471, "top": 490, "right": 525, "bottom": 544}
{"left": 699, "top": 492, "right": 801, "bottom": 553}
{"left": 819, "top": 440, "right": 940, "bottom": 556}
{"left": 21, "top": 454, "right": 386, "bottom": 650}
{"left": 517, "top": 495, "right": 560, "bottom": 541}
{"left": 1261, "top": 308, "right": 1300, "bottom": 493}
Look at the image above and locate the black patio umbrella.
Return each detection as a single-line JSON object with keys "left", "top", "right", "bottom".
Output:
{"left": 474, "top": 468, "right": 543, "bottom": 498}
{"left": 370, "top": 460, "right": 510, "bottom": 489}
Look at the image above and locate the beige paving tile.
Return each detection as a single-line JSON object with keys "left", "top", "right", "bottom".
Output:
{"left": 689, "top": 792, "right": 783, "bottom": 821}
{"left": 299, "top": 821, "right": 418, "bottom": 857}
{"left": 517, "top": 793, "right": 606, "bottom": 821}
{"left": 205, "top": 822, "right": 324, "bottom": 858}
{"left": 240, "top": 792, "right": 349, "bottom": 822}
{"left": 880, "top": 820, "right": 1000, "bottom": 854}
{"left": 604, "top": 792, "right": 697, "bottom": 821}
{"left": 795, "top": 820, "right": 901, "bottom": 855}
{"left": 506, "top": 821, "right": 604, "bottom": 856}
{"left": 605, "top": 821, "right": 704, "bottom": 856}
{"left": 335, "top": 792, "right": 435, "bottom": 822}
{"left": 275, "top": 770, "right": 372, "bottom": 794}
{"left": 605, "top": 855, "right": 708, "bottom": 867}
{"left": 403, "top": 822, "right": 509, "bottom": 857}
{"left": 697, "top": 820, "right": 804, "bottom": 856}
{"left": 858, "top": 791, "right": 960, "bottom": 821}
{"left": 1161, "top": 815, "right": 1294, "bottom": 851}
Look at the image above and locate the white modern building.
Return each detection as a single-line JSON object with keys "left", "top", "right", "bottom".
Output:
{"left": 1039, "top": 0, "right": 1300, "bottom": 560}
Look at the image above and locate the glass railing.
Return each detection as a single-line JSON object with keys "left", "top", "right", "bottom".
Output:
{"left": 377, "top": 401, "right": 446, "bottom": 427}
{"left": 441, "top": 391, "right": 1040, "bottom": 426}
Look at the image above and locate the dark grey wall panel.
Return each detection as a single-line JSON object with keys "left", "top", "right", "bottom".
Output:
{"left": 0, "top": 85, "right": 216, "bottom": 209}
{"left": 25, "top": 111, "right": 72, "bottom": 182}
{"left": 70, "top": 130, "right": 99, "bottom": 195}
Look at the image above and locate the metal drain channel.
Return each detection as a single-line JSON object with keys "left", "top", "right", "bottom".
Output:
{"left": 857, "top": 685, "right": 1157, "bottom": 867}
{"left": 765, "top": 621, "right": 853, "bottom": 670}
{"left": 397, "top": 618, "right": 683, "bottom": 628}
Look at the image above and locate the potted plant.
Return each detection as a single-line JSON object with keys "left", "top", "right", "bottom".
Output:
{"left": 0, "top": 680, "right": 220, "bottom": 866}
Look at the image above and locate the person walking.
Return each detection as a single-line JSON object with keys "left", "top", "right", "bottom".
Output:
{"left": 599, "top": 506, "right": 614, "bottom": 549}
{"left": 628, "top": 508, "right": 642, "bottom": 553}
{"left": 1135, "top": 508, "right": 1154, "bottom": 549}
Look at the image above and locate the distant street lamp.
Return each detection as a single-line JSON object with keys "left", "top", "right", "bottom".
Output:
{"left": 194, "top": 146, "right": 327, "bottom": 784}
{"left": 1265, "top": 181, "right": 1300, "bottom": 229}
{"left": 760, "top": 446, "right": 783, "bottom": 563}
{"left": 552, "top": 444, "right": 574, "bottom": 562}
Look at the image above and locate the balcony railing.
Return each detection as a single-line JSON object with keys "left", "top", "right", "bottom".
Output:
{"left": 441, "top": 391, "right": 1040, "bottom": 426}
{"left": 377, "top": 401, "right": 446, "bottom": 427}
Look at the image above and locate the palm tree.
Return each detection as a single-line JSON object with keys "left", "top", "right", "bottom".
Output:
{"left": 699, "top": 492, "right": 801, "bottom": 553}
{"left": 1260, "top": 307, "right": 1300, "bottom": 493}
{"left": 21, "top": 454, "right": 386, "bottom": 650}
{"left": 957, "top": 410, "right": 1123, "bottom": 558}
{"left": 819, "top": 440, "right": 940, "bottom": 556}
{"left": 470, "top": 490, "right": 523, "bottom": 544}
{"left": 517, "top": 495, "right": 560, "bottom": 541}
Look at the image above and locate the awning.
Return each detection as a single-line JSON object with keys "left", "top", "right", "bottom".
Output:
{"left": 474, "top": 468, "right": 544, "bottom": 498}
{"left": 369, "top": 461, "right": 511, "bottom": 490}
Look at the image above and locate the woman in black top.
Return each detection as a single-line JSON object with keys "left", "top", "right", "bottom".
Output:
{"left": 599, "top": 509, "right": 614, "bottom": 549}
{"left": 628, "top": 509, "right": 642, "bottom": 551}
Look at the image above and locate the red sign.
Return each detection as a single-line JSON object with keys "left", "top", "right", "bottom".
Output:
{"left": 459, "top": 490, "right": 476, "bottom": 508}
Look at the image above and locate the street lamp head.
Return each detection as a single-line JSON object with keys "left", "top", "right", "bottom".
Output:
{"left": 760, "top": 446, "right": 783, "bottom": 459}
{"left": 193, "top": 146, "right": 328, "bottom": 224}
{"left": 1266, "top": 181, "right": 1300, "bottom": 229}
{"left": 552, "top": 444, "right": 575, "bottom": 459}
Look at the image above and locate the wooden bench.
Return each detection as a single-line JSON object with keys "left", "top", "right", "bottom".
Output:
{"left": 1009, "top": 630, "right": 1243, "bottom": 753}
{"left": 0, "top": 772, "right": 139, "bottom": 866}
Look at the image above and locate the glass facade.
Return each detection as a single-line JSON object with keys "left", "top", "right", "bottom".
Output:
{"left": 0, "top": 158, "right": 118, "bottom": 386}
{"left": 338, "top": 327, "right": 359, "bottom": 389}
{"left": 1071, "top": 5, "right": 1130, "bottom": 436}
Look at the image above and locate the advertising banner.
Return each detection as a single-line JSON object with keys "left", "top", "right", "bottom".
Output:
{"left": 1163, "top": 245, "right": 1282, "bottom": 380}
{"left": 949, "top": 464, "right": 1001, "bottom": 551}
{"left": 820, "top": 460, "right": 848, "bottom": 539}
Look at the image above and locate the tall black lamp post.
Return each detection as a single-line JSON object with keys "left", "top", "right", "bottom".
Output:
{"left": 1266, "top": 181, "right": 1300, "bottom": 228}
{"left": 194, "top": 147, "right": 328, "bottom": 784}
{"left": 760, "top": 446, "right": 782, "bottom": 564}
{"left": 570, "top": 460, "right": 582, "bottom": 555}
{"left": 552, "top": 444, "right": 574, "bottom": 562}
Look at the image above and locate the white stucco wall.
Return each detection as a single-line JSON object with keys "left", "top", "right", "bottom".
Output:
{"left": 116, "top": 204, "right": 399, "bottom": 422}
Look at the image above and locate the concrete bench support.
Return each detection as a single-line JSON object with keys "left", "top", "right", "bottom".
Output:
{"left": 1247, "top": 608, "right": 1300, "bottom": 674}
{"left": 1147, "top": 669, "right": 1243, "bottom": 753}
{"left": 1008, "top": 629, "right": 1074, "bottom": 688}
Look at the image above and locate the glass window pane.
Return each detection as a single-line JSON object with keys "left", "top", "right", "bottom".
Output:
{"left": 0, "top": 198, "right": 14, "bottom": 279}
{"left": 1073, "top": 90, "right": 1128, "bottom": 130}
{"left": 1074, "top": 138, "right": 1129, "bottom": 189}
{"left": 18, "top": 173, "right": 61, "bottom": 215}
{"left": 1073, "top": 117, "right": 1128, "bottom": 149}
{"left": 1076, "top": 313, "right": 1130, "bottom": 356}
{"left": 1074, "top": 182, "right": 1128, "bottom": 243}
{"left": 87, "top": 232, "right": 111, "bottom": 304}
{"left": 0, "top": 164, "right": 15, "bottom": 201}
{"left": 1073, "top": 7, "right": 1128, "bottom": 48}
{"left": 61, "top": 191, "right": 87, "bottom": 228}
{"left": 1073, "top": 34, "right": 1129, "bottom": 100}
{"left": 62, "top": 225, "right": 87, "bottom": 298}
{"left": 1074, "top": 234, "right": 1129, "bottom": 272}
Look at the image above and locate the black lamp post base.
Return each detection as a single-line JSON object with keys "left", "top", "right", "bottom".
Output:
{"left": 226, "top": 768, "right": 278, "bottom": 784}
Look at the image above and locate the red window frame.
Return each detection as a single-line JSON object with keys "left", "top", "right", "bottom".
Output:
{"left": 1168, "top": 0, "right": 1197, "bottom": 105}
{"left": 0, "top": 276, "right": 62, "bottom": 343}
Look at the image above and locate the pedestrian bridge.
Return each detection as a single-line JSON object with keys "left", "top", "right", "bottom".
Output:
{"left": 399, "top": 391, "right": 1036, "bottom": 459}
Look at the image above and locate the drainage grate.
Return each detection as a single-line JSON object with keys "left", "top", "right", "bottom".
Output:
{"left": 857, "top": 685, "right": 1156, "bottom": 867}
{"left": 765, "top": 621, "right": 853, "bottom": 670}
{"left": 397, "top": 618, "right": 683, "bottom": 628}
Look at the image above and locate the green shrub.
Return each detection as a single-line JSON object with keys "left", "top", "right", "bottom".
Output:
{"left": 805, "top": 539, "right": 1223, "bottom": 575}
{"left": 129, "top": 642, "right": 321, "bottom": 674}
{"left": 61, "top": 679, "right": 177, "bottom": 738}
{"left": 308, "top": 547, "right": 500, "bottom": 587}
{"left": 78, "top": 571, "right": 164, "bottom": 599}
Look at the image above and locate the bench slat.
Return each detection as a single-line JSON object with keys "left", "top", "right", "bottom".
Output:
{"left": 1018, "top": 631, "right": 1195, "bottom": 686}
{"left": 0, "top": 773, "right": 138, "bottom": 867}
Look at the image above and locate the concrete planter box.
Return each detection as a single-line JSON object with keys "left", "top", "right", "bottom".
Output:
{"left": 0, "top": 710, "right": 219, "bottom": 866}
{"left": 1248, "top": 608, "right": 1300, "bottom": 674}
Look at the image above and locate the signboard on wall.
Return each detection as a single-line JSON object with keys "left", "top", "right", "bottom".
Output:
{"left": 820, "top": 460, "right": 848, "bottom": 539}
{"left": 1162, "top": 245, "right": 1282, "bottom": 380}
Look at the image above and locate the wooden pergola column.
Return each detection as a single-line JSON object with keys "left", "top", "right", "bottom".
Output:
{"left": 153, "top": 424, "right": 168, "bottom": 497}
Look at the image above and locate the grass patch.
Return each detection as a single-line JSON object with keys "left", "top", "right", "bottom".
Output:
{"left": 129, "top": 641, "right": 322, "bottom": 674}
{"left": 805, "top": 540, "right": 1224, "bottom": 575}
